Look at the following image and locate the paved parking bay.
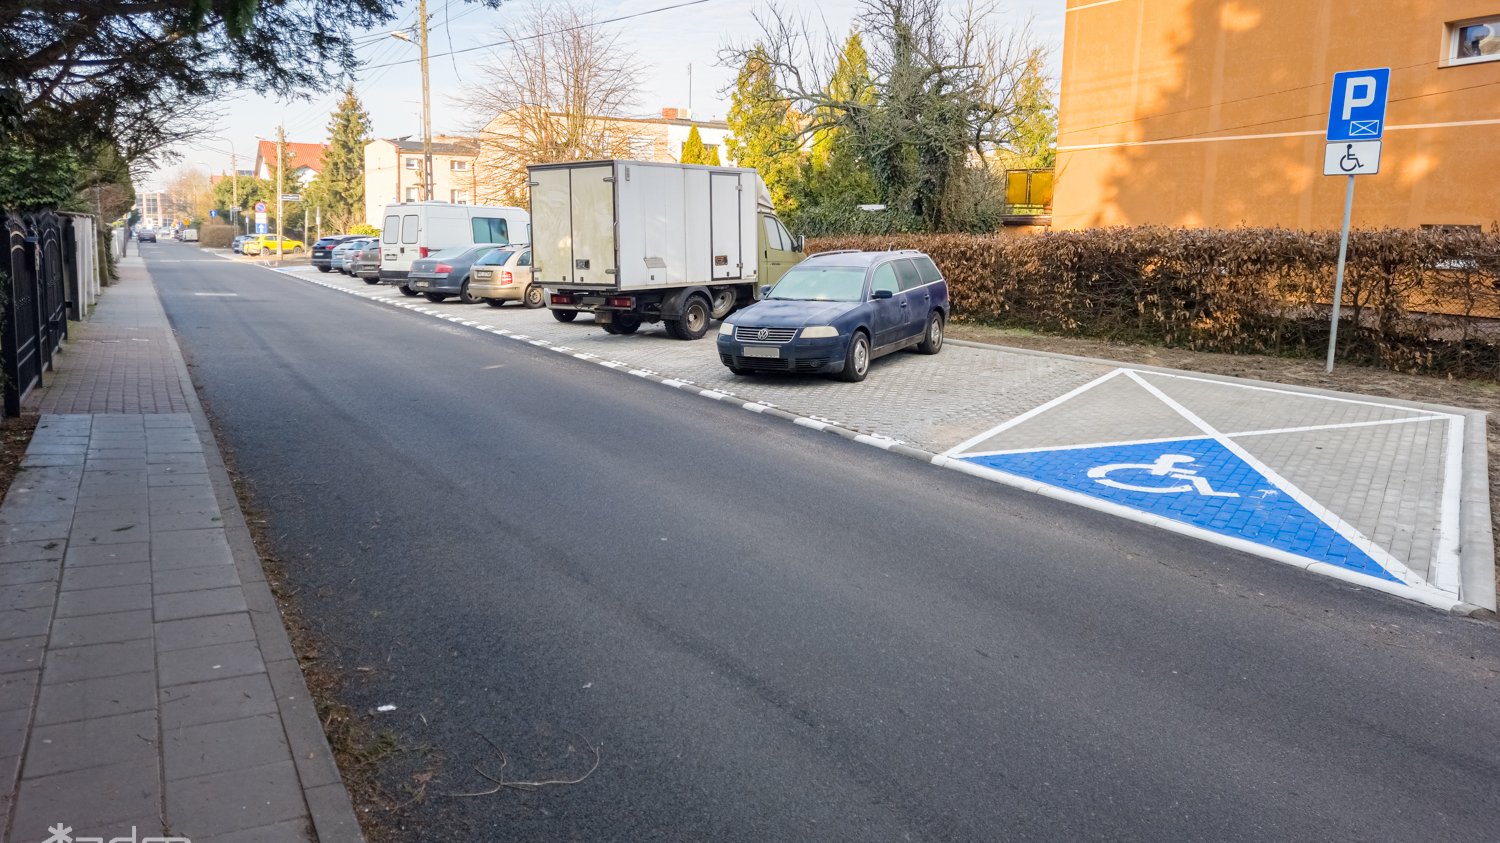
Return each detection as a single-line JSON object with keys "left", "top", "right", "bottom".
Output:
{"left": 269, "top": 261, "right": 1493, "bottom": 612}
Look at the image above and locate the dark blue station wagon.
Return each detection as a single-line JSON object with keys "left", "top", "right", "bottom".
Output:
{"left": 717, "top": 250, "right": 949, "bottom": 382}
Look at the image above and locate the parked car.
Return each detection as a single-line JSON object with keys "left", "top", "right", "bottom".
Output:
{"left": 334, "top": 237, "right": 376, "bottom": 274}
{"left": 353, "top": 244, "right": 382, "bottom": 285}
{"left": 311, "top": 235, "right": 360, "bottom": 272}
{"left": 136, "top": 228, "right": 157, "bottom": 243}
{"left": 716, "top": 250, "right": 948, "bottom": 382}
{"left": 241, "top": 235, "right": 305, "bottom": 256}
{"left": 468, "top": 247, "right": 541, "bottom": 308}
{"left": 377, "top": 202, "right": 529, "bottom": 292}
{"left": 405, "top": 244, "right": 507, "bottom": 303}
{"left": 231, "top": 234, "right": 252, "bottom": 253}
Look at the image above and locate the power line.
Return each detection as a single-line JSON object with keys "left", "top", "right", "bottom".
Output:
{"left": 362, "top": 0, "right": 723, "bottom": 70}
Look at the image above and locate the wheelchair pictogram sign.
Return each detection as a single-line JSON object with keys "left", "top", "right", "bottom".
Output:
{"left": 1086, "top": 454, "right": 1239, "bottom": 498}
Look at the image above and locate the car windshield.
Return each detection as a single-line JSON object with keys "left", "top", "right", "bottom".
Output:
{"left": 766, "top": 266, "right": 866, "bottom": 302}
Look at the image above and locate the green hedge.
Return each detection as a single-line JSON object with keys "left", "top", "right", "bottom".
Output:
{"left": 807, "top": 227, "right": 1500, "bottom": 378}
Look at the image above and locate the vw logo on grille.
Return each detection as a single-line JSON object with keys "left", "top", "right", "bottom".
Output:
{"left": 756, "top": 328, "right": 770, "bottom": 341}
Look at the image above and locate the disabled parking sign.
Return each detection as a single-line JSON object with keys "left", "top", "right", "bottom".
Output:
{"left": 960, "top": 437, "right": 1397, "bottom": 582}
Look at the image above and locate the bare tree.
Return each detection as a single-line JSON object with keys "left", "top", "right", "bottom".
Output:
{"left": 164, "top": 166, "right": 217, "bottom": 223}
{"left": 721, "top": 0, "right": 1052, "bottom": 229}
{"left": 457, "top": 0, "right": 646, "bottom": 205}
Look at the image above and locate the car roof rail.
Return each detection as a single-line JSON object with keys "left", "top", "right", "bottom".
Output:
{"left": 806, "top": 249, "right": 862, "bottom": 258}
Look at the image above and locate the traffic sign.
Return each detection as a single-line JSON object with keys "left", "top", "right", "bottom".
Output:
{"left": 281, "top": 194, "right": 301, "bottom": 202}
{"left": 209, "top": 210, "right": 217, "bottom": 218}
{"left": 256, "top": 223, "right": 267, "bottom": 234}
{"left": 1323, "top": 140, "right": 1381, "bottom": 176}
{"left": 1326, "top": 68, "right": 1390, "bottom": 141}
{"left": 254, "top": 201, "right": 267, "bottom": 213}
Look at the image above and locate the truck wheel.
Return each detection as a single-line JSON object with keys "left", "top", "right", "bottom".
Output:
{"left": 551, "top": 309, "right": 578, "bottom": 323}
{"left": 834, "top": 330, "right": 870, "bottom": 382}
{"left": 459, "top": 281, "right": 482, "bottom": 304}
{"left": 398, "top": 284, "right": 418, "bottom": 297}
{"left": 665, "top": 294, "right": 711, "bottom": 340}
{"left": 606, "top": 313, "right": 642, "bottom": 335}
{"left": 424, "top": 292, "right": 449, "bottom": 303}
{"left": 524, "top": 285, "right": 545, "bottom": 309}
{"left": 709, "top": 287, "right": 737, "bottom": 319}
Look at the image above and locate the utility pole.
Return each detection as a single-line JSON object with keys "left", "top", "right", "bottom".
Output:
{"left": 419, "top": 0, "right": 434, "bottom": 200}
{"left": 276, "top": 126, "right": 284, "bottom": 261}
{"left": 230, "top": 146, "right": 238, "bottom": 233}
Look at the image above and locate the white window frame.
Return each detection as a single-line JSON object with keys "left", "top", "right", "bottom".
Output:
{"left": 404, "top": 186, "right": 419, "bottom": 201}
{"left": 405, "top": 157, "right": 422, "bottom": 170}
{"left": 449, "top": 160, "right": 470, "bottom": 171}
{"left": 1445, "top": 16, "right": 1500, "bottom": 66}
{"left": 450, "top": 190, "right": 470, "bottom": 204}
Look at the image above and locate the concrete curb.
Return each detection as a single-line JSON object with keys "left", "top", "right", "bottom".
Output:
{"left": 274, "top": 266, "right": 1491, "bottom": 613}
{"left": 146, "top": 270, "right": 365, "bottom": 841}
{"left": 1460, "top": 416, "right": 1497, "bottom": 611}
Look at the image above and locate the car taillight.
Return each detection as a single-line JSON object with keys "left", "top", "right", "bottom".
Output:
{"left": 419, "top": 246, "right": 429, "bottom": 258}
{"left": 501, "top": 271, "right": 513, "bottom": 284}
{"left": 550, "top": 293, "right": 572, "bottom": 305}
{"left": 607, "top": 296, "right": 634, "bottom": 309}
{"left": 434, "top": 263, "right": 453, "bottom": 273}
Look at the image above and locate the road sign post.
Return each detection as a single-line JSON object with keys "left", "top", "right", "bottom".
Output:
{"left": 1323, "top": 68, "right": 1390, "bottom": 373}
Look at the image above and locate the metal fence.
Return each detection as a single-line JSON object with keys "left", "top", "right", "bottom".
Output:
{"left": 1, "top": 210, "right": 72, "bottom": 415}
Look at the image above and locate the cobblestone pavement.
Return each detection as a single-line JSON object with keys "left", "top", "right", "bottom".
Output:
{"left": 281, "top": 263, "right": 1493, "bottom": 611}
{"left": 0, "top": 257, "right": 360, "bottom": 841}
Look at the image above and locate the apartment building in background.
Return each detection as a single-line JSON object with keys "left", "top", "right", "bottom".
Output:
{"left": 1052, "top": 0, "right": 1500, "bottom": 230}
{"left": 363, "top": 136, "right": 480, "bottom": 226}
{"left": 253, "top": 140, "right": 328, "bottom": 187}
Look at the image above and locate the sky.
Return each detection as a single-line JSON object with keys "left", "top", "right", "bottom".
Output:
{"left": 147, "top": 0, "right": 1066, "bottom": 192}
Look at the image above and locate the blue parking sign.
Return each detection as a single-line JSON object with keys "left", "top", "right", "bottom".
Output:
{"left": 1326, "top": 68, "right": 1390, "bottom": 141}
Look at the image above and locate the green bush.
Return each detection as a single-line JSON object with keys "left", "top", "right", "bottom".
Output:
{"left": 348, "top": 222, "right": 379, "bottom": 236}
{"left": 198, "top": 224, "right": 235, "bottom": 248}
{"left": 808, "top": 226, "right": 1500, "bottom": 379}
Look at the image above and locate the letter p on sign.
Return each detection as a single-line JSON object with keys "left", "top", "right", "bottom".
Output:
{"left": 1326, "top": 68, "right": 1390, "bottom": 141}
{"left": 1342, "top": 77, "right": 1377, "bottom": 120}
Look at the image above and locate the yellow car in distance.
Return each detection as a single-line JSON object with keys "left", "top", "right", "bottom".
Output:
{"left": 241, "top": 235, "right": 305, "bottom": 256}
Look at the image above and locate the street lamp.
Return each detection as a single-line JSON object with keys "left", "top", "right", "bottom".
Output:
{"left": 390, "top": 12, "right": 434, "bottom": 200}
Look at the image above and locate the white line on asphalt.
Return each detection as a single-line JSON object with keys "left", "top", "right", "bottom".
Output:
{"left": 941, "top": 368, "right": 1128, "bottom": 457}
{"left": 193, "top": 293, "right": 240, "bottom": 297}
{"left": 959, "top": 434, "right": 1212, "bottom": 459}
{"left": 1143, "top": 370, "right": 1465, "bottom": 419}
{"left": 1223, "top": 415, "right": 1450, "bottom": 438}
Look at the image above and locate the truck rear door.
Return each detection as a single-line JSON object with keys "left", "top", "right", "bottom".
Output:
{"left": 568, "top": 165, "right": 616, "bottom": 286}
{"left": 531, "top": 169, "right": 572, "bottom": 287}
{"left": 709, "top": 172, "right": 743, "bottom": 280}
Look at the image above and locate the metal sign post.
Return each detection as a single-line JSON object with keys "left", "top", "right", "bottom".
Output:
{"left": 1322, "top": 68, "right": 1390, "bottom": 373}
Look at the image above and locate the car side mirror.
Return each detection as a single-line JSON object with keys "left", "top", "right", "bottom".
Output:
{"left": 760, "top": 285, "right": 773, "bottom": 297}
{"left": 871, "top": 289, "right": 894, "bottom": 300}
{"left": 794, "top": 234, "right": 805, "bottom": 253}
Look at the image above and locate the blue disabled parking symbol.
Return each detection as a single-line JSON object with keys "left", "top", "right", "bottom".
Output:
{"left": 962, "top": 438, "right": 1398, "bottom": 582}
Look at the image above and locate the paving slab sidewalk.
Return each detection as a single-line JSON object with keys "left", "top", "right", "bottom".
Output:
{"left": 0, "top": 256, "right": 361, "bottom": 841}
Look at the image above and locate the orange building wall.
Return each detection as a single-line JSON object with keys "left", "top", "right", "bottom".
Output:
{"left": 1053, "top": 0, "right": 1500, "bottom": 230}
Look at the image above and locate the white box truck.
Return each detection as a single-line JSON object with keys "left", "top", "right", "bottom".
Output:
{"left": 529, "top": 160, "right": 804, "bottom": 339}
{"left": 378, "top": 202, "right": 530, "bottom": 294}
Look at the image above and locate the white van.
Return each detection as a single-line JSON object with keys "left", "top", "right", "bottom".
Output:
{"left": 378, "top": 202, "right": 530, "bottom": 290}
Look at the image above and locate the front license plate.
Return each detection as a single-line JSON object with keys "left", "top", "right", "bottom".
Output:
{"left": 741, "top": 345, "right": 780, "bottom": 359}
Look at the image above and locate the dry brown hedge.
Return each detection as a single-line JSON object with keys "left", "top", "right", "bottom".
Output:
{"left": 808, "top": 227, "right": 1500, "bottom": 379}
{"left": 198, "top": 224, "right": 236, "bottom": 249}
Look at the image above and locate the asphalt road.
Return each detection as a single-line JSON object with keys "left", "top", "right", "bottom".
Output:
{"left": 143, "top": 241, "right": 1500, "bottom": 841}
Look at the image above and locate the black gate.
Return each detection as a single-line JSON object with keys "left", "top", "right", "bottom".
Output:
{"left": 1, "top": 210, "right": 70, "bottom": 415}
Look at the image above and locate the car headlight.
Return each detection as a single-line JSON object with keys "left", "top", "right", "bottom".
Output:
{"left": 800, "top": 326, "right": 839, "bottom": 338}
{"left": 718, "top": 323, "right": 734, "bottom": 336}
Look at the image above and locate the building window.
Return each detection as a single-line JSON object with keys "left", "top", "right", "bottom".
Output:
{"left": 450, "top": 190, "right": 470, "bottom": 204}
{"left": 1447, "top": 17, "right": 1500, "bottom": 64}
{"left": 404, "top": 187, "right": 419, "bottom": 201}
{"left": 405, "top": 157, "right": 422, "bottom": 170}
{"left": 450, "top": 160, "right": 470, "bottom": 171}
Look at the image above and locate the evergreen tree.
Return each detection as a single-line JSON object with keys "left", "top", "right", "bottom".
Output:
{"left": 680, "top": 125, "right": 709, "bottom": 164}
{"left": 703, "top": 143, "right": 721, "bottom": 166}
{"left": 806, "top": 32, "right": 877, "bottom": 208}
{"left": 724, "top": 45, "right": 804, "bottom": 211}
{"left": 304, "top": 86, "right": 371, "bottom": 232}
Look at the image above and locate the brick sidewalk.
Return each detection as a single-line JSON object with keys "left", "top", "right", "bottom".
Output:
{"left": 0, "top": 258, "right": 361, "bottom": 841}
